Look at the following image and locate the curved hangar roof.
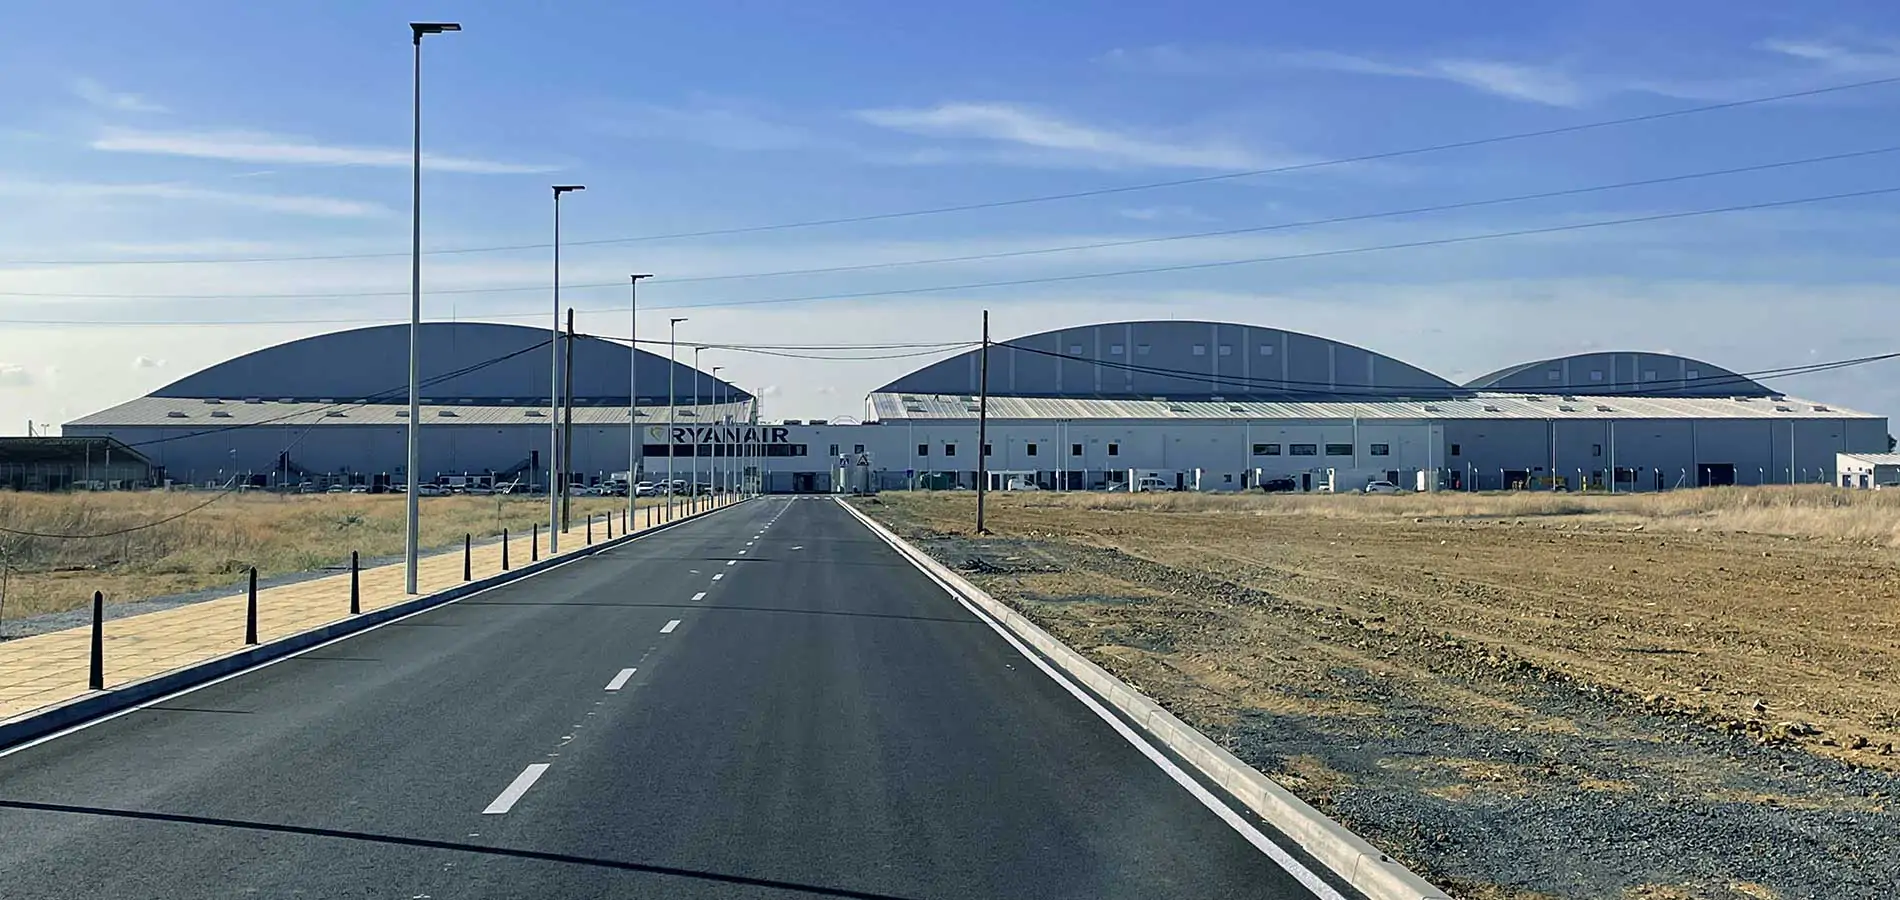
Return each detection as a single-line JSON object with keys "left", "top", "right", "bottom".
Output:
{"left": 877, "top": 320, "right": 1464, "bottom": 400}
{"left": 151, "top": 322, "right": 748, "bottom": 405}
{"left": 1463, "top": 352, "right": 1771, "bottom": 398}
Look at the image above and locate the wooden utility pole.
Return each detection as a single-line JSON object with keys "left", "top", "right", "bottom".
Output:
{"left": 561, "top": 307, "right": 577, "bottom": 530}
{"left": 976, "top": 309, "right": 990, "bottom": 535}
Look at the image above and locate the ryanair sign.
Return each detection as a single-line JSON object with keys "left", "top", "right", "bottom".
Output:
{"left": 647, "top": 425, "right": 794, "bottom": 444}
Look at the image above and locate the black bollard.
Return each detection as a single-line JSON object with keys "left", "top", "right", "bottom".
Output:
{"left": 89, "top": 590, "right": 104, "bottom": 690}
{"left": 350, "top": 550, "right": 360, "bottom": 614}
{"left": 245, "top": 567, "right": 258, "bottom": 645}
{"left": 502, "top": 529, "right": 510, "bottom": 571}
{"left": 464, "top": 533, "right": 472, "bottom": 581}
{"left": 532, "top": 522, "right": 539, "bottom": 561}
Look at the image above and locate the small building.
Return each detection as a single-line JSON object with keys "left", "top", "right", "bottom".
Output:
{"left": 0, "top": 437, "right": 155, "bottom": 491}
{"left": 1837, "top": 452, "right": 1900, "bottom": 489}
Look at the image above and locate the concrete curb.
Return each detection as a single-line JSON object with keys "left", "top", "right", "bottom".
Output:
{"left": 838, "top": 498, "right": 1451, "bottom": 900}
{"left": 0, "top": 499, "right": 753, "bottom": 752}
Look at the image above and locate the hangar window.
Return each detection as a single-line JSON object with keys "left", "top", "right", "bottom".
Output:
{"left": 1107, "top": 442, "right": 1120, "bottom": 456}
{"left": 1068, "top": 344, "right": 1083, "bottom": 356}
{"left": 1547, "top": 370, "right": 1561, "bottom": 381}
{"left": 1369, "top": 443, "right": 1390, "bottom": 456}
{"left": 1071, "top": 443, "right": 1083, "bottom": 456}
{"left": 1687, "top": 369, "right": 1700, "bottom": 380}
{"left": 1290, "top": 443, "right": 1317, "bottom": 456}
{"left": 1643, "top": 370, "right": 1657, "bottom": 381}
{"left": 1325, "top": 443, "right": 1353, "bottom": 456}
{"left": 1192, "top": 344, "right": 1207, "bottom": 356}
{"left": 854, "top": 444, "right": 865, "bottom": 454}
{"left": 983, "top": 443, "right": 993, "bottom": 456}
{"left": 1109, "top": 344, "right": 1124, "bottom": 355}
{"left": 1136, "top": 344, "right": 1151, "bottom": 356}
{"left": 1593, "top": 444, "right": 1603, "bottom": 457}
{"left": 1218, "top": 344, "right": 1233, "bottom": 356}
{"left": 945, "top": 443, "right": 957, "bottom": 457}
{"left": 829, "top": 444, "right": 839, "bottom": 456}
{"left": 1590, "top": 370, "right": 1603, "bottom": 381}
{"left": 918, "top": 443, "right": 929, "bottom": 457}
{"left": 1259, "top": 345, "right": 1274, "bottom": 356}
{"left": 1026, "top": 443, "right": 1038, "bottom": 457}
{"left": 1450, "top": 444, "right": 1461, "bottom": 456}
{"left": 1252, "top": 443, "right": 1281, "bottom": 456}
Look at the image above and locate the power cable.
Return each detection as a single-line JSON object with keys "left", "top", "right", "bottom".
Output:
{"left": 6, "top": 183, "right": 1899, "bottom": 328}
{"left": 15, "top": 144, "right": 1900, "bottom": 304}
{"left": 6, "top": 74, "right": 1898, "bottom": 269}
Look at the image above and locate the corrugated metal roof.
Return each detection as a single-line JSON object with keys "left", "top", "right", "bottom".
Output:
{"left": 66, "top": 397, "right": 752, "bottom": 428}
{"left": 867, "top": 392, "right": 1880, "bottom": 422}
{"left": 1840, "top": 453, "right": 1900, "bottom": 466}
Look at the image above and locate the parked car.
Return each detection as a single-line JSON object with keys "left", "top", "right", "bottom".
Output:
{"left": 1004, "top": 476, "right": 1042, "bottom": 491}
{"left": 348, "top": 485, "right": 368, "bottom": 494}
{"left": 418, "top": 484, "right": 446, "bottom": 497}
{"left": 1363, "top": 480, "right": 1402, "bottom": 494}
{"left": 325, "top": 485, "right": 346, "bottom": 494}
{"left": 634, "top": 481, "right": 658, "bottom": 497}
{"left": 1259, "top": 477, "right": 1298, "bottom": 493}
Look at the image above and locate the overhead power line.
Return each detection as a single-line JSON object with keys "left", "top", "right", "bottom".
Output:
{"left": 10, "top": 143, "right": 1899, "bottom": 304}
{"left": 5, "top": 74, "right": 1899, "bottom": 270}
{"left": 5, "top": 183, "right": 1898, "bottom": 328}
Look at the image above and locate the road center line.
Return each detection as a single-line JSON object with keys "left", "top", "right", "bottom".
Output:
{"left": 604, "top": 668, "right": 636, "bottom": 691}
{"left": 712, "top": 573, "right": 724, "bottom": 581}
{"left": 661, "top": 619, "right": 681, "bottom": 634}
{"left": 738, "top": 549, "right": 747, "bottom": 555}
{"left": 482, "top": 764, "right": 551, "bottom": 814}
{"left": 726, "top": 560, "right": 736, "bottom": 566}
{"left": 691, "top": 591, "right": 707, "bottom": 601}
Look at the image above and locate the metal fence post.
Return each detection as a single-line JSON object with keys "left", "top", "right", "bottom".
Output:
{"left": 532, "top": 522, "right": 540, "bottom": 561}
{"left": 464, "top": 534, "right": 472, "bottom": 581}
{"left": 89, "top": 590, "right": 104, "bottom": 690}
{"left": 245, "top": 567, "right": 258, "bottom": 645}
{"left": 350, "top": 551, "right": 360, "bottom": 614}
{"left": 502, "top": 529, "right": 510, "bottom": 571}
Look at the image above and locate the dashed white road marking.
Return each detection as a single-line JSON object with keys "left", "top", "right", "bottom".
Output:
{"left": 691, "top": 591, "right": 707, "bottom": 601}
{"left": 712, "top": 573, "right": 724, "bottom": 581}
{"left": 738, "top": 549, "right": 747, "bottom": 555}
{"left": 726, "top": 560, "right": 736, "bottom": 566}
{"left": 745, "top": 541, "right": 754, "bottom": 546}
{"left": 605, "top": 668, "right": 636, "bottom": 691}
{"left": 661, "top": 619, "right": 681, "bottom": 634}
{"left": 482, "top": 764, "right": 550, "bottom": 814}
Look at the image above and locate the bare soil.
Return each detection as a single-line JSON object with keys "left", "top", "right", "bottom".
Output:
{"left": 859, "top": 490, "right": 1900, "bottom": 900}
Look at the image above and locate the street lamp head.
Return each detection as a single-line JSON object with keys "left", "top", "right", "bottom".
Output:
{"left": 552, "top": 185, "right": 586, "bottom": 194}
{"left": 411, "top": 22, "right": 461, "bottom": 41}
{"left": 670, "top": 317, "right": 688, "bottom": 325}
{"left": 630, "top": 273, "right": 655, "bottom": 281}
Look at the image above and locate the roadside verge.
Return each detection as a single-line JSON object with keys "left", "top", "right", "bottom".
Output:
{"left": 0, "top": 499, "right": 753, "bottom": 753}
{"left": 836, "top": 497, "right": 1451, "bottom": 900}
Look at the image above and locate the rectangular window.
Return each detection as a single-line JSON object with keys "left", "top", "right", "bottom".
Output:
{"left": 917, "top": 443, "right": 929, "bottom": 457}
{"left": 944, "top": 443, "right": 957, "bottom": 457}
{"left": 1547, "top": 370, "right": 1562, "bottom": 381}
{"left": 1071, "top": 443, "right": 1082, "bottom": 456}
{"left": 1026, "top": 443, "right": 1038, "bottom": 456}
{"left": 1136, "top": 344, "right": 1151, "bottom": 356}
{"left": 1590, "top": 370, "right": 1604, "bottom": 382}
{"left": 1217, "top": 344, "right": 1233, "bottom": 356}
{"left": 1107, "top": 442, "right": 1120, "bottom": 456}
{"left": 1686, "top": 369, "right": 1700, "bottom": 379}
{"left": 1109, "top": 344, "right": 1124, "bottom": 355}
{"left": 1325, "top": 443, "right": 1353, "bottom": 456}
{"left": 1290, "top": 443, "right": 1317, "bottom": 456}
{"left": 1450, "top": 443, "right": 1461, "bottom": 457}
{"left": 1192, "top": 344, "right": 1207, "bottom": 356}
{"left": 983, "top": 443, "right": 993, "bottom": 456}
{"left": 1068, "top": 344, "right": 1083, "bottom": 355}
{"left": 853, "top": 444, "right": 865, "bottom": 454}
{"left": 1592, "top": 443, "right": 1603, "bottom": 457}
{"left": 1369, "top": 443, "right": 1390, "bottom": 456}
{"left": 1252, "top": 443, "right": 1281, "bottom": 456}
{"left": 1259, "top": 344, "right": 1274, "bottom": 356}
{"left": 828, "top": 444, "right": 839, "bottom": 456}
{"left": 1643, "top": 370, "right": 1657, "bottom": 381}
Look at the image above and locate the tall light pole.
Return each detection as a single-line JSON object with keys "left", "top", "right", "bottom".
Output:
{"left": 405, "top": 21, "right": 459, "bottom": 596}
{"left": 711, "top": 365, "right": 726, "bottom": 496}
{"left": 628, "top": 274, "right": 652, "bottom": 521}
{"left": 549, "top": 184, "right": 584, "bottom": 552}
{"left": 668, "top": 317, "right": 687, "bottom": 519}
{"left": 693, "top": 346, "right": 703, "bottom": 512}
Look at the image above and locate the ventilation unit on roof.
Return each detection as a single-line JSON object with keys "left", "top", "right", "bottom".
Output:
{"left": 439, "top": 409, "right": 458, "bottom": 417}
{"left": 525, "top": 409, "right": 544, "bottom": 417}
{"left": 210, "top": 410, "right": 232, "bottom": 418}
{"left": 243, "top": 398, "right": 262, "bottom": 404}
{"left": 1422, "top": 405, "right": 1442, "bottom": 413}
{"left": 1526, "top": 396, "right": 1544, "bottom": 402}
{"left": 1228, "top": 405, "right": 1245, "bottom": 413}
{"left": 1595, "top": 405, "right": 1614, "bottom": 412}
{"left": 1168, "top": 404, "right": 1187, "bottom": 413}
{"left": 1559, "top": 405, "right": 1577, "bottom": 412}
{"left": 1561, "top": 395, "right": 1578, "bottom": 402}
{"left": 680, "top": 410, "right": 696, "bottom": 417}
{"left": 1482, "top": 404, "right": 1500, "bottom": 412}
{"left": 165, "top": 410, "right": 187, "bottom": 418}
{"left": 1812, "top": 404, "right": 1830, "bottom": 412}
{"left": 394, "top": 410, "right": 409, "bottom": 417}
{"left": 202, "top": 398, "right": 222, "bottom": 405}
{"left": 1732, "top": 397, "right": 1752, "bottom": 402}
{"left": 325, "top": 411, "right": 346, "bottom": 418}
{"left": 900, "top": 395, "right": 920, "bottom": 403}
{"left": 1774, "top": 404, "right": 1793, "bottom": 412}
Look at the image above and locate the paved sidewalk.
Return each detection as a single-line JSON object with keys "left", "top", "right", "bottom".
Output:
{"left": 0, "top": 497, "right": 731, "bottom": 723}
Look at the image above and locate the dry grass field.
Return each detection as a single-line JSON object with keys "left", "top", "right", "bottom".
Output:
{"left": 860, "top": 487, "right": 1900, "bottom": 899}
{"left": 0, "top": 490, "right": 647, "bottom": 621}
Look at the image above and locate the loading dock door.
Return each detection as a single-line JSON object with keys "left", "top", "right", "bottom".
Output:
{"left": 793, "top": 472, "right": 816, "bottom": 493}
{"left": 1698, "top": 463, "right": 1735, "bottom": 487}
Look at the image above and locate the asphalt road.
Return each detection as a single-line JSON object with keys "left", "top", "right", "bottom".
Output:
{"left": 0, "top": 497, "right": 1350, "bottom": 899}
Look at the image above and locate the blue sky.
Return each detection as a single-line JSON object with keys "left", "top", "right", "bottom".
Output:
{"left": 3, "top": 1, "right": 1900, "bottom": 427}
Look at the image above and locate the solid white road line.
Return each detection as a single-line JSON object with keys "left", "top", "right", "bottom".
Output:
{"left": 691, "top": 591, "right": 707, "bottom": 602}
{"left": 605, "top": 668, "right": 636, "bottom": 691}
{"left": 660, "top": 619, "right": 681, "bottom": 634}
{"left": 482, "top": 764, "right": 551, "bottom": 814}
{"left": 712, "top": 573, "right": 724, "bottom": 581}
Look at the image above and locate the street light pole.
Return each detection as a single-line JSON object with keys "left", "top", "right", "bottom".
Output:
{"left": 711, "top": 365, "right": 726, "bottom": 496}
{"left": 405, "top": 21, "right": 459, "bottom": 596}
{"left": 628, "top": 274, "right": 652, "bottom": 522}
{"left": 550, "top": 184, "right": 584, "bottom": 552}
{"left": 693, "top": 346, "right": 703, "bottom": 512}
{"left": 668, "top": 317, "right": 686, "bottom": 519}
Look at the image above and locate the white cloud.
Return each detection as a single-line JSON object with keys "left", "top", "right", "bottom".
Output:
{"left": 0, "top": 178, "right": 388, "bottom": 218}
{"left": 1270, "top": 51, "right": 1586, "bottom": 106}
{"left": 91, "top": 129, "right": 556, "bottom": 174}
{"left": 132, "top": 356, "right": 164, "bottom": 369}
{"left": 72, "top": 77, "right": 167, "bottom": 114}
{"left": 0, "top": 364, "right": 32, "bottom": 387}
{"left": 1759, "top": 37, "right": 1900, "bottom": 74}
{"left": 590, "top": 100, "right": 821, "bottom": 152}
{"left": 855, "top": 102, "right": 1267, "bottom": 170}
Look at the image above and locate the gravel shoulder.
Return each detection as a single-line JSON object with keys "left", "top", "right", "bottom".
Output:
{"left": 857, "top": 493, "right": 1900, "bottom": 900}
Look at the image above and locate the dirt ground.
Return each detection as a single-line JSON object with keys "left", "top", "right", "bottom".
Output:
{"left": 858, "top": 490, "right": 1900, "bottom": 900}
